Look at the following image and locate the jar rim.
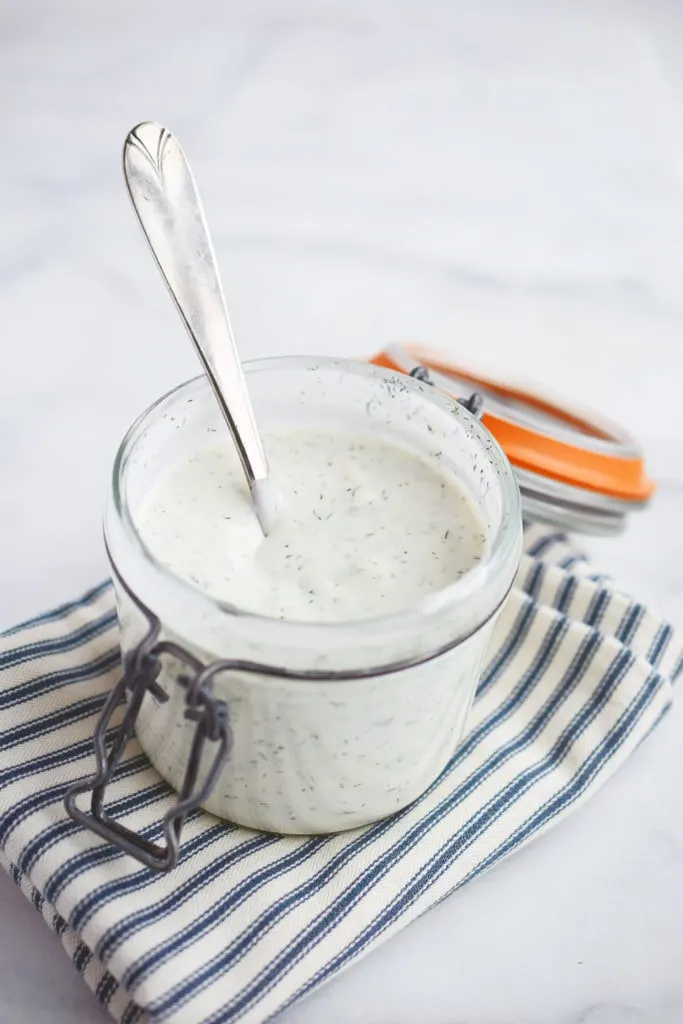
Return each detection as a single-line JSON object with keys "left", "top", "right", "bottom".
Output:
{"left": 107, "top": 355, "right": 522, "bottom": 655}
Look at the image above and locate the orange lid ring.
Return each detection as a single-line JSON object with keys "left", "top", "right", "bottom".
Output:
{"left": 370, "top": 344, "right": 654, "bottom": 505}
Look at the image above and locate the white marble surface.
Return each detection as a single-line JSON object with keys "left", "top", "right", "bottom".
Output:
{"left": 1, "top": 1, "right": 682, "bottom": 1021}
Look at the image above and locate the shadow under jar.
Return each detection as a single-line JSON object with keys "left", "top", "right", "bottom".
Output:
{"left": 104, "top": 357, "right": 522, "bottom": 836}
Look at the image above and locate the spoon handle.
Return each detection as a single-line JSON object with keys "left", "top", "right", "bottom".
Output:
{"left": 122, "top": 121, "right": 269, "bottom": 488}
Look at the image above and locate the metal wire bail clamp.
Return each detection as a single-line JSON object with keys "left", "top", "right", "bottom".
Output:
{"left": 64, "top": 606, "right": 232, "bottom": 873}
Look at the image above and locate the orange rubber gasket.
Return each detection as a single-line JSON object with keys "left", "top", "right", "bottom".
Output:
{"left": 370, "top": 346, "right": 655, "bottom": 503}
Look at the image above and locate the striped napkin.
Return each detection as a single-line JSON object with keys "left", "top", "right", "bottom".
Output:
{"left": 0, "top": 525, "right": 680, "bottom": 1024}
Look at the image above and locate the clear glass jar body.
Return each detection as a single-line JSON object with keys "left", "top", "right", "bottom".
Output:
{"left": 105, "top": 357, "right": 522, "bottom": 834}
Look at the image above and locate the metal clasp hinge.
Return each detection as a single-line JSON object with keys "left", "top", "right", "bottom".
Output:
{"left": 64, "top": 622, "right": 231, "bottom": 872}
{"left": 408, "top": 365, "right": 483, "bottom": 419}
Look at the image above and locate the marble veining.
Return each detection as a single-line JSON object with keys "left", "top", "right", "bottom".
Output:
{"left": 1, "top": 2, "right": 682, "bottom": 1022}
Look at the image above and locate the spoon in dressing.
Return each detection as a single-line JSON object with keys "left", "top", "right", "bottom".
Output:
{"left": 122, "top": 121, "right": 279, "bottom": 535}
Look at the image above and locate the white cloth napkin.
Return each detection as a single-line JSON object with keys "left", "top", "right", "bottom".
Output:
{"left": 0, "top": 525, "right": 680, "bottom": 1024}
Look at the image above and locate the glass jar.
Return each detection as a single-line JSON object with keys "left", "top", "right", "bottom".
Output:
{"left": 103, "top": 356, "right": 522, "bottom": 836}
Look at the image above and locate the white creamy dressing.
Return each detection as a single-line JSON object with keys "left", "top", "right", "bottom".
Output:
{"left": 137, "top": 429, "right": 487, "bottom": 623}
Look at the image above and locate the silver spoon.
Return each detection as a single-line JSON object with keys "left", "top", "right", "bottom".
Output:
{"left": 122, "top": 121, "right": 279, "bottom": 535}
